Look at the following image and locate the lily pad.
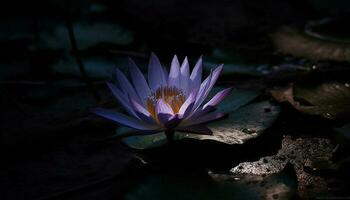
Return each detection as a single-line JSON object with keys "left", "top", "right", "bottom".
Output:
{"left": 271, "top": 26, "right": 350, "bottom": 62}
{"left": 270, "top": 82, "right": 350, "bottom": 120}
{"left": 125, "top": 164, "right": 296, "bottom": 200}
{"left": 118, "top": 127, "right": 168, "bottom": 149}
{"left": 174, "top": 101, "right": 279, "bottom": 144}
{"left": 121, "top": 101, "right": 279, "bottom": 149}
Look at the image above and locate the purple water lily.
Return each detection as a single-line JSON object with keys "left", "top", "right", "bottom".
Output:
{"left": 91, "top": 53, "right": 231, "bottom": 139}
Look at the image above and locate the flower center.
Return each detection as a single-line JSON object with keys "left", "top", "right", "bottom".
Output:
{"left": 146, "top": 86, "right": 186, "bottom": 120}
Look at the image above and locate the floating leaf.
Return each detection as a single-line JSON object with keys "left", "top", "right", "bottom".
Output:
{"left": 270, "top": 82, "right": 350, "bottom": 120}
{"left": 271, "top": 26, "right": 350, "bottom": 62}
{"left": 174, "top": 101, "right": 279, "bottom": 144}
{"left": 118, "top": 128, "right": 168, "bottom": 149}
{"left": 294, "top": 82, "right": 350, "bottom": 119}
{"left": 121, "top": 100, "right": 279, "bottom": 149}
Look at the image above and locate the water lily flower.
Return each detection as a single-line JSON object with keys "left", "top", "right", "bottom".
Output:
{"left": 91, "top": 53, "right": 231, "bottom": 141}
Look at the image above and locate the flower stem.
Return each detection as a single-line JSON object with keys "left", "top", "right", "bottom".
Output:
{"left": 165, "top": 130, "right": 175, "bottom": 144}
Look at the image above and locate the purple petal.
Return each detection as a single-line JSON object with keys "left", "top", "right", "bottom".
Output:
{"left": 203, "top": 87, "right": 231, "bottom": 109}
{"left": 189, "top": 56, "right": 203, "bottom": 93}
{"left": 128, "top": 58, "right": 151, "bottom": 104}
{"left": 178, "top": 90, "right": 197, "bottom": 118}
{"left": 106, "top": 82, "right": 139, "bottom": 118}
{"left": 180, "top": 56, "right": 190, "bottom": 94}
{"left": 168, "top": 55, "right": 181, "bottom": 87}
{"left": 183, "top": 112, "right": 226, "bottom": 126}
{"left": 192, "top": 87, "right": 232, "bottom": 118}
{"left": 156, "top": 99, "right": 174, "bottom": 125}
{"left": 115, "top": 68, "right": 141, "bottom": 104}
{"left": 129, "top": 96, "right": 157, "bottom": 124}
{"left": 191, "top": 71, "right": 213, "bottom": 113}
{"left": 193, "top": 64, "right": 223, "bottom": 111}
{"left": 148, "top": 52, "right": 167, "bottom": 91}
{"left": 176, "top": 125, "right": 212, "bottom": 135}
{"left": 90, "top": 108, "right": 157, "bottom": 130}
{"left": 206, "top": 64, "right": 223, "bottom": 91}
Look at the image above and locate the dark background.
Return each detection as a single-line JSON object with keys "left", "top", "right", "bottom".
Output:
{"left": 1, "top": 0, "right": 350, "bottom": 199}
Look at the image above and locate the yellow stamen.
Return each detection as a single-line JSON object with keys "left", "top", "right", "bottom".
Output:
{"left": 146, "top": 86, "right": 186, "bottom": 123}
